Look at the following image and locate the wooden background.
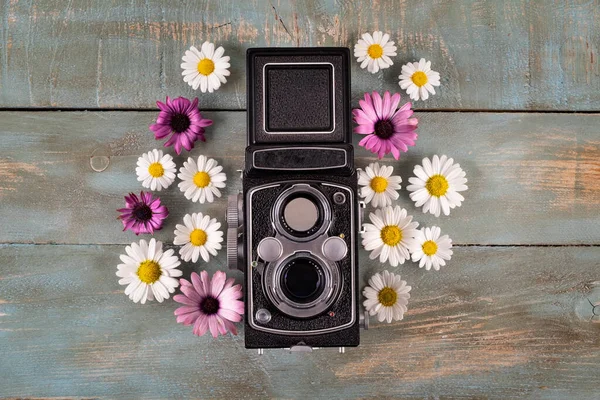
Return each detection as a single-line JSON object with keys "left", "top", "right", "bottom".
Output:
{"left": 1, "top": 0, "right": 599, "bottom": 398}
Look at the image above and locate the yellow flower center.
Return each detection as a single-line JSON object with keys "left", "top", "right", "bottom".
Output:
{"left": 425, "top": 174, "right": 449, "bottom": 197}
{"left": 422, "top": 240, "right": 438, "bottom": 256}
{"left": 378, "top": 287, "right": 397, "bottom": 307}
{"left": 148, "top": 162, "right": 164, "bottom": 178}
{"left": 190, "top": 229, "right": 208, "bottom": 246}
{"left": 411, "top": 71, "right": 428, "bottom": 87}
{"left": 370, "top": 176, "right": 388, "bottom": 193}
{"left": 193, "top": 171, "right": 211, "bottom": 188}
{"left": 137, "top": 260, "right": 162, "bottom": 284}
{"left": 367, "top": 44, "right": 384, "bottom": 59}
{"left": 380, "top": 225, "right": 402, "bottom": 246}
{"left": 197, "top": 58, "right": 215, "bottom": 76}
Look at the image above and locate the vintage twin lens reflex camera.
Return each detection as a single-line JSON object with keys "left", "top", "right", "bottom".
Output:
{"left": 227, "top": 48, "right": 367, "bottom": 352}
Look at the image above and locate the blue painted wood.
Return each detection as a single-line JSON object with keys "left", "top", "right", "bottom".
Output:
{"left": 0, "top": 111, "right": 599, "bottom": 246}
{"left": 0, "top": 244, "right": 599, "bottom": 399}
{"left": 0, "top": 0, "right": 599, "bottom": 110}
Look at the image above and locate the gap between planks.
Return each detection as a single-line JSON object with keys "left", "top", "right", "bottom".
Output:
{"left": 1, "top": 108, "right": 600, "bottom": 114}
{"left": 1, "top": 243, "right": 599, "bottom": 247}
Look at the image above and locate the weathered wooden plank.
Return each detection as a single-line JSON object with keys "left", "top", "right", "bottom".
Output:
{"left": 0, "top": 244, "right": 599, "bottom": 399}
{"left": 1, "top": 111, "right": 599, "bottom": 245}
{"left": 1, "top": 0, "right": 599, "bottom": 110}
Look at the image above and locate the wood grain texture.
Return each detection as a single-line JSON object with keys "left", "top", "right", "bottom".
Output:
{"left": 1, "top": 0, "right": 599, "bottom": 110}
{"left": 1, "top": 111, "right": 599, "bottom": 246}
{"left": 1, "top": 244, "right": 599, "bottom": 399}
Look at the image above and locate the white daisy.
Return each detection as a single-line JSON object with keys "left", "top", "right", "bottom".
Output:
{"left": 116, "top": 238, "right": 182, "bottom": 304}
{"left": 354, "top": 31, "right": 397, "bottom": 74}
{"left": 177, "top": 155, "right": 227, "bottom": 203}
{"left": 363, "top": 270, "right": 411, "bottom": 323}
{"left": 358, "top": 162, "right": 402, "bottom": 208}
{"left": 181, "top": 41, "right": 231, "bottom": 93}
{"left": 410, "top": 226, "right": 453, "bottom": 271}
{"left": 361, "top": 205, "right": 419, "bottom": 267}
{"left": 398, "top": 58, "right": 441, "bottom": 101}
{"left": 173, "top": 212, "right": 224, "bottom": 263}
{"left": 406, "top": 154, "right": 468, "bottom": 217}
{"left": 135, "top": 149, "right": 176, "bottom": 191}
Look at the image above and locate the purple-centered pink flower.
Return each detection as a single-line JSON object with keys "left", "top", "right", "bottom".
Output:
{"left": 117, "top": 191, "right": 168, "bottom": 235}
{"left": 174, "top": 271, "right": 244, "bottom": 338}
{"left": 149, "top": 96, "right": 213, "bottom": 155}
{"left": 353, "top": 91, "right": 418, "bottom": 159}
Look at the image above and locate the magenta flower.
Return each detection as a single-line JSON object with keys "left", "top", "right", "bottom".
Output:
{"left": 117, "top": 191, "right": 168, "bottom": 235}
{"left": 149, "top": 96, "right": 213, "bottom": 155}
{"left": 353, "top": 91, "right": 418, "bottom": 159}
{"left": 174, "top": 271, "right": 244, "bottom": 338}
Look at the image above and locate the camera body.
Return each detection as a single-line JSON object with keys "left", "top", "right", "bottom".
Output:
{"left": 227, "top": 48, "right": 362, "bottom": 349}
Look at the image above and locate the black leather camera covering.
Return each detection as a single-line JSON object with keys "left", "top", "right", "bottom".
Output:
{"left": 243, "top": 173, "right": 360, "bottom": 348}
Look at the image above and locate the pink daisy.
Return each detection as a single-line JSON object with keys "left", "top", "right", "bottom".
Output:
{"left": 117, "top": 191, "right": 168, "bottom": 235}
{"left": 149, "top": 96, "right": 213, "bottom": 155}
{"left": 173, "top": 271, "right": 244, "bottom": 338}
{"left": 353, "top": 91, "right": 418, "bottom": 160}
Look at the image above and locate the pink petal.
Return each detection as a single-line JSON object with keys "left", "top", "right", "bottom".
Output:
{"left": 359, "top": 95, "right": 377, "bottom": 121}
{"left": 220, "top": 300, "right": 245, "bottom": 315}
{"left": 208, "top": 316, "right": 219, "bottom": 338}
{"left": 176, "top": 311, "right": 201, "bottom": 326}
{"left": 173, "top": 140, "right": 183, "bottom": 155}
{"left": 353, "top": 109, "right": 376, "bottom": 125}
{"left": 173, "top": 294, "right": 198, "bottom": 306}
{"left": 199, "top": 271, "right": 211, "bottom": 295}
{"left": 382, "top": 91, "right": 391, "bottom": 120}
{"left": 215, "top": 315, "right": 228, "bottom": 335}
{"left": 174, "top": 305, "right": 199, "bottom": 315}
{"left": 189, "top": 97, "right": 199, "bottom": 113}
{"left": 190, "top": 272, "right": 205, "bottom": 297}
{"left": 180, "top": 284, "right": 202, "bottom": 302}
{"left": 390, "top": 144, "right": 400, "bottom": 160}
{"left": 222, "top": 277, "right": 235, "bottom": 291}
{"left": 211, "top": 271, "right": 227, "bottom": 297}
{"left": 372, "top": 91, "right": 383, "bottom": 120}
{"left": 197, "top": 118, "right": 213, "bottom": 127}
{"left": 156, "top": 100, "right": 169, "bottom": 112}
{"left": 193, "top": 313, "right": 209, "bottom": 336}
{"left": 219, "top": 285, "right": 243, "bottom": 301}
{"left": 354, "top": 123, "right": 375, "bottom": 135}
{"left": 388, "top": 93, "right": 401, "bottom": 118}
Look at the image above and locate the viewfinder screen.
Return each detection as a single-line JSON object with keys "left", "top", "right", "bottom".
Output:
{"left": 264, "top": 64, "right": 334, "bottom": 133}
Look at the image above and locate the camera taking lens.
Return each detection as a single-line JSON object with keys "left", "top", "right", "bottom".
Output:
{"left": 280, "top": 257, "right": 325, "bottom": 304}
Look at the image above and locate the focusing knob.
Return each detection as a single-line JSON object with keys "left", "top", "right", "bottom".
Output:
{"left": 226, "top": 228, "right": 240, "bottom": 271}
{"left": 226, "top": 194, "right": 240, "bottom": 227}
{"left": 226, "top": 194, "right": 244, "bottom": 271}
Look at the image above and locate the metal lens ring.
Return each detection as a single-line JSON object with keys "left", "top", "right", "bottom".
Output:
{"left": 264, "top": 252, "right": 341, "bottom": 319}
{"left": 272, "top": 185, "right": 331, "bottom": 242}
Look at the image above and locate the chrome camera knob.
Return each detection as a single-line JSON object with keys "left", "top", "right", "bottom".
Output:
{"left": 226, "top": 228, "right": 240, "bottom": 271}
{"left": 226, "top": 194, "right": 240, "bottom": 226}
{"left": 226, "top": 194, "right": 244, "bottom": 271}
{"left": 322, "top": 236, "right": 347, "bottom": 262}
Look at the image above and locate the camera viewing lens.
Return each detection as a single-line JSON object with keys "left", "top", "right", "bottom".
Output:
{"left": 283, "top": 196, "right": 319, "bottom": 232}
{"left": 280, "top": 257, "right": 325, "bottom": 304}
{"left": 273, "top": 185, "right": 331, "bottom": 242}
{"left": 278, "top": 193, "right": 325, "bottom": 239}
